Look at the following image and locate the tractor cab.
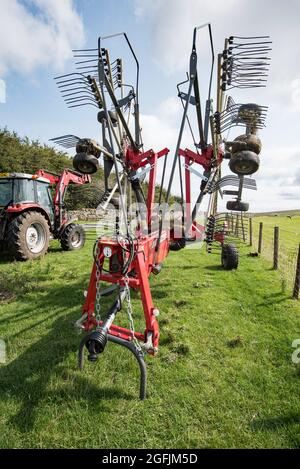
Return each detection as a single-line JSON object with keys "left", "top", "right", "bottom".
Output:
{"left": 0, "top": 172, "right": 54, "bottom": 222}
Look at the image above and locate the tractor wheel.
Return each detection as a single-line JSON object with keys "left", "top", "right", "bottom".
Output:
{"left": 73, "top": 153, "right": 99, "bottom": 174}
{"left": 60, "top": 223, "right": 85, "bottom": 251}
{"left": 226, "top": 200, "right": 249, "bottom": 212}
{"left": 229, "top": 150, "right": 260, "bottom": 175}
{"left": 7, "top": 211, "right": 50, "bottom": 261}
{"left": 221, "top": 243, "right": 239, "bottom": 270}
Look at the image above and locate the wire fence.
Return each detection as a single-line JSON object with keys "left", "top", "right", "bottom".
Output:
{"left": 250, "top": 218, "right": 300, "bottom": 294}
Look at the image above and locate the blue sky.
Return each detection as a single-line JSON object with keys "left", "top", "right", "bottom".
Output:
{"left": 1, "top": 0, "right": 300, "bottom": 212}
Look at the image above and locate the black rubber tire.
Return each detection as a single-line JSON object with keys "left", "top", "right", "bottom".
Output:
{"left": 73, "top": 153, "right": 99, "bottom": 174}
{"left": 229, "top": 150, "right": 260, "bottom": 175}
{"left": 231, "top": 134, "right": 262, "bottom": 155}
{"left": 221, "top": 243, "right": 239, "bottom": 270}
{"left": 6, "top": 211, "right": 50, "bottom": 261}
{"left": 169, "top": 238, "right": 186, "bottom": 251}
{"left": 169, "top": 222, "right": 186, "bottom": 251}
{"left": 97, "top": 110, "right": 118, "bottom": 125}
{"left": 60, "top": 223, "right": 85, "bottom": 251}
{"left": 226, "top": 200, "right": 249, "bottom": 212}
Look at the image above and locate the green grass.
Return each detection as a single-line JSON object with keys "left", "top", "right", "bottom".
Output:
{"left": 0, "top": 238, "right": 300, "bottom": 448}
{"left": 251, "top": 215, "right": 300, "bottom": 289}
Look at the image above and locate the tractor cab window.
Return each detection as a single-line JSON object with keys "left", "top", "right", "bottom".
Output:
{"left": 0, "top": 180, "right": 13, "bottom": 207}
{"left": 14, "top": 178, "right": 35, "bottom": 203}
{"left": 36, "top": 181, "right": 54, "bottom": 220}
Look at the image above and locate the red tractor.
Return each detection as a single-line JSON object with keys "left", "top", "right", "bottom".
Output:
{"left": 0, "top": 169, "right": 90, "bottom": 261}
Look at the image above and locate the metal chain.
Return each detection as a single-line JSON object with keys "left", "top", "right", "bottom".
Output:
{"left": 95, "top": 240, "right": 102, "bottom": 328}
{"left": 124, "top": 276, "right": 142, "bottom": 352}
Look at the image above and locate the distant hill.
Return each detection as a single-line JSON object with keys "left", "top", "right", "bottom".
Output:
{"left": 251, "top": 210, "right": 300, "bottom": 217}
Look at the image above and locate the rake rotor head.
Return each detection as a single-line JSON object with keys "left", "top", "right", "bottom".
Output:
{"left": 54, "top": 72, "right": 103, "bottom": 109}
{"left": 213, "top": 98, "right": 268, "bottom": 134}
{"left": 221, "top": 35, "right": 272, "bottom": 91}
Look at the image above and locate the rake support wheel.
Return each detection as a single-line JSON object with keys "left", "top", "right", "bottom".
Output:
{"left": 221, "top": 243, "right": 239, "bottom": 270}
{"left": 73, "top": 153, "right": 99, "bottom": 174}
{"left": 229, "top": 150, "right": 260, "bottom": 176}
{"left": 231, "top": 134, "right": 262, "bottom": 155}
{"left": 226, "top": 200, "right": 249, "bottom": 212}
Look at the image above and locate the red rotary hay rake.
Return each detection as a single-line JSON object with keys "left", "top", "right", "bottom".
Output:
{"left": 51, "top": 26, "right": 271, "bottom": 399}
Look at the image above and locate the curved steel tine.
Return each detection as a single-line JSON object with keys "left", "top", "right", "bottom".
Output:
{"left": 67, "top": 103, "right": 99, "bottom": 110}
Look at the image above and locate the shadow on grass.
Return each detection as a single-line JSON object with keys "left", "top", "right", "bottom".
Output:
{"left": 0, "top": 251, "right": 14, "bottom": 264}
{"left": 47, "top": 246, "right": 63, "bottom": 253}
{"left": 0, "top": 280, "right": 133, "bottom": 433}
{"left": 204, "top": 265, "right": 224, "bottom": 271}
{"left": 256, "top": 291, "right": 291, "bottom": 308}
{"left": 250, "top": 412, "right": 300, "bottom": 431}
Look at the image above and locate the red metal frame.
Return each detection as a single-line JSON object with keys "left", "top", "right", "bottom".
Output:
{"left": 80, "top": 142, "right": 226, "bottom": 352}
{"left": 82, "top": 231, "right": 169, "bottom": 353}
{"left": 125, "top": 147, "right": 169, "bottom": 230}
{"left": 80, "top": 146, "right": 171, "bottom": 352}
{"left": 178, "top": 144, "right": 224, "bottom": 241}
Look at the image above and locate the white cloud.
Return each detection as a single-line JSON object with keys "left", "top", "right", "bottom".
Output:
{"left": 140, "top": 99, "right": 300, "bottom": 212}
{"left": 134, "top": 0, "right": 300, "bottom": 211}
{"left": 140, "top": 96, "right": 183, "bottom": 149}
{"left": 135, "top": 0, "right": 240, "bottom": 74}
{"left": 0, "top": 0, "right": 85, "bottom": 76}
{"left": 291, "top": 79, "right": 300, "bottom": 110}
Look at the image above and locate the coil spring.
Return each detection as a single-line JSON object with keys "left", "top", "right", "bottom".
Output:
{"left": 205, "top": 215, "right": 216, "bottom": 247}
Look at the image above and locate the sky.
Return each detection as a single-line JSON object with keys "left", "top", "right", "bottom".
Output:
{"left": 0, "top": 0, "right": 300, "bottom": 212}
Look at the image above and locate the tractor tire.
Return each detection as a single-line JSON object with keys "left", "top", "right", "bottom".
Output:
{"left": 73, "top": 153, "right": 99, "bottom": 174}
{"left": 7, "top": 211, "right": 50, "bottom": 261}
{"left": 221, "top": 243, "right": 239, "bottom": 270}
{"left": 226, "top": 200, "right": 249, "bottom": 212}
{"left": 60, "top": 223, "right": 85, "bottom": 251}
{"left": 229, "top": 150, "right": 260, "bottom": 175}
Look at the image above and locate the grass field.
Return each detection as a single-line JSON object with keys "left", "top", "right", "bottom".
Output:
{"left": 251, "top": 214, "right": 300, "bottom": 289}
{"left": 0, "top": 236, "right": 300, "bottom": 448}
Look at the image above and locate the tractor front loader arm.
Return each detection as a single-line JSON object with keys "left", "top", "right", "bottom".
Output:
{"left": 36, "top": 169, "right": 91, "bottom": 229}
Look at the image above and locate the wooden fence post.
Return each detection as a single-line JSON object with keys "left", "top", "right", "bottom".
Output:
{"left": 273, "top": 226, "right": 279, "bottom": 270}
{"left": 292, "top": 243, "right": 300, "bottom": 299}
{"left": 249, "top": 217, "right": 253, "bottom": 246}
{"left": 258, "top": 222, "right": 263, "bottom": 254}
{"left": 235, "top": 214, "right": 239, "bottom": 237}
{"left": 241, "top": 213, "right": 246, "bottom": 242}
